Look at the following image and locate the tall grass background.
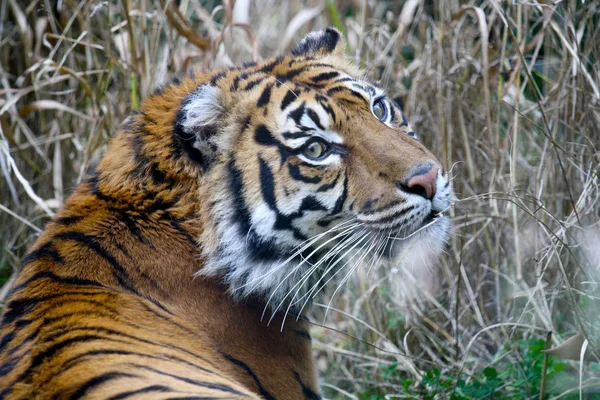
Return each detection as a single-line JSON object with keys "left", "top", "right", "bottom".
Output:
{"left": 1, "top": 0, "right": 599, "bottom": 398}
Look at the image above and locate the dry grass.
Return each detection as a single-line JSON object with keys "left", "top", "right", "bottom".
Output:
{"left": 1, "top": 0, "right": 599, "bottom": 398}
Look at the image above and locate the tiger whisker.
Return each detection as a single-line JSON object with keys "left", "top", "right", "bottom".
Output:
{"left": 387, "top": 215, "right": 443, "bottom": 241}
{"left": 270, "top": 225, "right": 364, "bottom": 326}
{"left": 365, "top": 230, "right": 389, "bottom": 277}
{"left": 322, "top": 231, "right": 378, "bottom": 324}
{"left": 235, "top": 218, "right": 356, "bottom": 293}
{"left": 294, "top": 228, "right": 371, "bottom": 318}
{"left": 277, "top": 227, "right": 364, "bottom": 328}
{"left": 261, "top": 222, "right": 361, "bottom": 322}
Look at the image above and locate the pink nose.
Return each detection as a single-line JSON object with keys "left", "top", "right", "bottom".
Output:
{"left": 405, "top": 164, "right": 439, "bottom": 200}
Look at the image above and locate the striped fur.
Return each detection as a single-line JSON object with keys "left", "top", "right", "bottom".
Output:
{"left": 0, "top": 28, "right": 451, "bottom": 399}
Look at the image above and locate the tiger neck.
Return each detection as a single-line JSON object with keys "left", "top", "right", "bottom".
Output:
{"left": 33, "top": 162, "right": 318, "bottom": 397}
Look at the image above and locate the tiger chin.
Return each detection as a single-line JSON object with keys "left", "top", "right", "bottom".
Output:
{"left": 0, "top": 28, "right": 451, "bottom": 399}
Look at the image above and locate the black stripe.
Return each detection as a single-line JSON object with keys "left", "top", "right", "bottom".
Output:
{"left": 21, "top": 242, "right": 63, "bottom": 267}
{"left": 294, "top": 371, "right": 321, "bottom": 400}
{"left": 55, "top": 216, "right": 84, "bottom": 225}
{"left": 231, "top": 72, "right": 249, "bottom": 91}
{"left": 331, "top": 172, "right": 347, "bottom": 214}
{"left": 363, "top": 198, "right": 379, "bottom": 210}
{"left": 69, "top": 372, "right": 138, "bottom": 400}
{"left": 53, "top": 231, "right": 134, "bottom": 291}
{"left": 399, "top": 110, "right": 409, "bottom": 128}
{"left": 258, "top": 156, "right": 279, "bottom": 213}
{"left": 256, "top": 56, "right": 283, "bottom": 74}
{"left": 86, "top": 173, "right": 174, "bottom": 213}
{"left": 280, "top": 90, "right": 296, "bottom": 110}
{"left": 107, "top": 385, "right": 172, "bottom": 400}
{"left": 254, "top": 125, "right": 280, "bottom": 147}
{"left": 228, "top": 158, "right": 253, "bottom": 242}
{"left": 315, "top": 94, "right": 337, "bottom": 124}
{"left": 0, "top": 332, "right": 15, "bottom": 353}
{"left": 306, "top": 108, "right": 325, "bottom": 130}
{"left": 326, "top": 86, "right": 364, "bottom": 103}
{"left": 1, "top": 292, "right": 114, "bottom": 333}
{"left": 244, "top": 78, "right": 264, "bottom": 91}
{"left": 282, "top": 131, "right": 311, "bottom": 140}
{"left": 29, "top": 322, "right": 215, "bottom": 371}
{"left": 127, "top": 364, "right": 249, "bottom": 396}
{"left": 0, "top": 334, "right": 137, "bottom": 396}
{"left": 310, "top": 71, "right": 339, "bottom": 82}
{"left": 361, "top": 205, "right": 415, "bottom": 225}
{"left": 37, "top": 328, "right": 224, "bottom": 388}
{"left": 292, "top": 329, "right": 312, "bottom": 341}
{"left": 107, "top": 206, "right": 147, "bottom": 244}
{"left": 288, "top": 102, "right": 306, "bottom": 125}
{"left": 86, "top": 172, "right": 115, "bottom": 203}
{"left": 210, "top": 70, "right": 227, "bottom": 85}
{"left": 277, "top": 67, "right": 306, "bottom": 81}
{"left": 316, "top": 172, "right": 340, "bottom": 192}
{"left": 227, "top": 159, "right": 282, "bottom": 259}
{"left": 12, "top": 271, "right": 106, "bottom": 293}
{"left": 360, "top": 199, "right": 404, "bottom": 216}
{"left": 1, "top": 292, "right": 91, "bottom": 326}
{"left": 165, "top": 216, "right": 197, "bottom": 247}
{"left": 257, "top": 84, "right": 273, "bottom": 108}
{"left": 222, "top": 353, "right": 275, "bottom": 400}
{"left": 288, "top": 163, "right": 320, "bottom": 184}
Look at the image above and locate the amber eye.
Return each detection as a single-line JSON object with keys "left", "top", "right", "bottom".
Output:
{"left": 372, "top": 99, "right": 387, "bottom": 121}
{"left": 302, "top": 140, "right": 329, "bottom": 160}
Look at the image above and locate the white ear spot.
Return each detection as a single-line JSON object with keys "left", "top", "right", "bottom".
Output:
{"left": 180, "top": 85, "right": 222, "bottom": 132}
{"left": 174, "top": 85, "right": 224, "bottom": 169}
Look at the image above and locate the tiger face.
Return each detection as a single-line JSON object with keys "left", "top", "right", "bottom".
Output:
{"left": 171, "top": 28, "right": 451, "bottom": 313}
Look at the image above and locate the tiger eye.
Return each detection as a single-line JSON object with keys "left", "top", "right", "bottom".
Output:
{"left": 303, "top": 141, "right": 328, "bottom": 159}
{"left": 372, "top": 100, "right": 386, "bottom": 121}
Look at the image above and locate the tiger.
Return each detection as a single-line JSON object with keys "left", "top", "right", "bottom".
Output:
{"left": 0, "top": 28, "right": 451, "bottom": 399}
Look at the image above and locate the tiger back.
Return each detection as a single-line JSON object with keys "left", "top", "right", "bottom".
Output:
{"left": 0, "top": 28, "right": 451, "bottom": 399}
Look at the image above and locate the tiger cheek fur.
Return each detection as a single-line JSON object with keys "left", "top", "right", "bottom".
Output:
{"left": 0, "top": 28, "right": 451, "bottom": 399}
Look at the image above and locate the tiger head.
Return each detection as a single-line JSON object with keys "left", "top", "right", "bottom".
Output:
{"left": 131, "top": 28, "right": 451, "bottom": 313}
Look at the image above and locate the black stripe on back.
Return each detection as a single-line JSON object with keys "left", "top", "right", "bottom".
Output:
{"left": 69, "top": 371, "right": 138, "bottom": 400}
{"left": 53, "top": 231, "right": 134, "bottom": 291}
{"left": 107, "top": 385, "right": 172, "bottom": 400}
{"left": 294, "top": 371, "right": 321, "bottom": 400}
{"left": 21, "top": 243, "right": 63, "bottom": 267}
{"left": 126, "top": 364, "right": 250, "bottom": 396}
{"left": 55, "top": 216, "right": 84, "bottom": 225}
{"left": 222, "top": 353, "right": 275, "bottom": 400}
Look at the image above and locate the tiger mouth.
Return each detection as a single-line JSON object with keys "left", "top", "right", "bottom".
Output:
{"left": 357, "top": 208, "right": 443, "bottom": 233}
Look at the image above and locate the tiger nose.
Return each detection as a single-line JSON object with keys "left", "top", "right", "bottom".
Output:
{"left": 398, "top": 163, "right": 439, "bottom": 200}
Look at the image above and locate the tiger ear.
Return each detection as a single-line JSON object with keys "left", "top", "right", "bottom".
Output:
{"left": 291, "top": 27, "right": 345, "bottom": 58}
{"left": 174, "top": 84, "right": 224, "bottom": 171}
